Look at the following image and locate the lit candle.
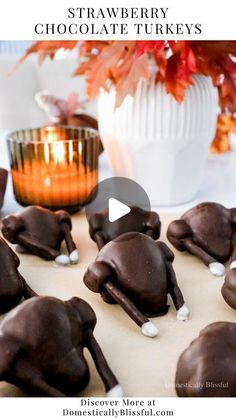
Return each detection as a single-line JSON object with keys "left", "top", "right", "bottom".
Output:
{"left": 7, "top": 127, "right": 99, "bottom": 212}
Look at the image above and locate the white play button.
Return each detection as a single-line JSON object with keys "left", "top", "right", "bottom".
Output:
{"left": 108, "top": 197, "right": 131, "bottom": 222}
{"left": 85, "top": 177, "right": 151, "bottom": 224}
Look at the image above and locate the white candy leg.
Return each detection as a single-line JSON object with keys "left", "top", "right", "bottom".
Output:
{"left": 55, "top": 254, "right": 70, "bottom": 265}
{"left": 141, "top": 321, "right": 159, "bottom": 338}
{"left": 69, "top": 249, "right": 79, "bottom": 264}
{"left": 209, "top": 262, "right": 225, "bottom": 276}
{"left": 177, "top": 304, "right": 190, "bottom": 321}
{"left": 106, "top": 384, "right": 124, "bottom": 397}
{"left": 230, "top": 261, "right": 236, "bottom": 269}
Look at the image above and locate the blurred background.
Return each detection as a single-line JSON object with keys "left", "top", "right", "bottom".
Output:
{"left": 0, "top": 40, "right": 97, "bottom": 131}
{"left": 0, "top": 41, "right": 236, "bottom": 214}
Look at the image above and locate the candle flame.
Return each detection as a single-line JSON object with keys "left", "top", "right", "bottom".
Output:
{"left": 53, "top": 142, "right": 65, "bottom": 164}
{"left": 44, "top": 141, "right": 65, "bottom": 165}
{"left": 43, "top": 128, "right": 66, "bottom": 165}
{"left": 69, "top": 142, "right": 73, "bottom": 164}
{"left": 44, "top": 143, "right": 50, "bottom": 164}
{"left": 78, "top": 141, "right": 82, "bottom": 155}
{"left": 44, "top": 127, "right": 55, "bottom": 142}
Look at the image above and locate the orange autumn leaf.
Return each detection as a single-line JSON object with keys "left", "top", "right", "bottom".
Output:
{"left": 211, "top": 113, "right": 236, "bottom": 154}
{"left": 74, "top": 61, "right": 93, "bottom": 77}
{"left": 211, "top": 134, "right": 231, "bottom": 154}
{"left": 115, "top": 54, "right": 150, "bottom": 108}
{"left": 81, "top": 41, "right": 138, "bottom": 99}
{"left": 190, "top": 41, "right": 236, "bottom": 113}
{"left": 136, "top": 41, "right": 166, "bottom": 57}
{"left": 22, "top": 40, "right": 236, "bottom": 117}
{"left": 21, "top": 41, "right": 78, "bottom": 64}
{"left": 79, "top": 41, "right": 110, "bottom": 57}
{"left": 165, "top": 54, "right": 193, "bottom": 103}
{"left": 153, "top": 49, "right": 167, "bottom": 83}
{"left": 165, "top": 42, "right": 196, "bottom": 101}
{"left": 217, "top": 57, "right": 236, "bottom": 113}
{"left": 74, "top": 41, "right": 111, "bottom": 76}
{"left": 110, "top": 42, "right": 137, "bottom": 83}
{"left": 175, "top": 41, "right": 197, "bottom": 81}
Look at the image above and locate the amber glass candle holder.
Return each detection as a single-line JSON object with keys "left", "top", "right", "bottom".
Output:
{"left": 7, "top": 126, "right": 100, "bottom": 213}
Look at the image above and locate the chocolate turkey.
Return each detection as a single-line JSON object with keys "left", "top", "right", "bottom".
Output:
{"left": 0, "top": 168, "right": 8, "bottom": 209}
{"left": 175, "top": 322, "right": 236, "bottom": 397}
{"left": 1, "top": 206, "right": 79, "bottom": 265}
{"left": 167, "top": 202, "right": 236, "bottom": 276}
{"left": 0, "top": 296, "right": 123, "bottom": 397}
{"left": 84, "top": 232, "right": 189, "bottom": 338}
{"left": 89, "top": 206, "right": 161, "bottom": 249}
{"left": 0, "top": 237, "right": 36, "bottom": 314}
{"left": 221, "top": 268, "right": 236, "bottom": 309}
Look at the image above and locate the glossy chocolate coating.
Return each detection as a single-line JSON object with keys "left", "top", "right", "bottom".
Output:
{"left": 84, "top": 232, "right": 185, "bottom": 317}
{"left": 0, "top": 296, "right": 120, "bottom": 396}
{"left": 1, "top": 206, "right": 78, "bottom": 264}
{"left": 0, "top": 168, "right": 8, "bottom": 209}
{"left": 89, "top": 207, "right": 161, "bottom": 250}
{"left": 175, "top": 322, "right": 236, "bottom": 397}
{"left": 167, "top": 202, "right": 236, "bottom": 265}
{"left": 221, "top": 268, "right": 236, "bottom": 309}
{"left": 0, "top": 237, "right": 35, "bottom": 313}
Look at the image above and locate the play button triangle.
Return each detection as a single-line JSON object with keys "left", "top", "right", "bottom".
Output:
{"left": 108, "top": 197, "right": 131, "bottom": 222}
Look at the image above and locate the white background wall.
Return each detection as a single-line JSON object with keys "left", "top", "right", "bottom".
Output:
{"left": 0, "top": 43, "right": 97, "bottom": 131}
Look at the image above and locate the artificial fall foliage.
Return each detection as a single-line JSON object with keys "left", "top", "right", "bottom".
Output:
{"left": 211, "top": 113, "right": 236, "bottom": 154}
{"left": 35, "top": 91, "right": 87, "bottom": 124}
{"left": 23, "top": 40, "right": 236, "bottom": 151}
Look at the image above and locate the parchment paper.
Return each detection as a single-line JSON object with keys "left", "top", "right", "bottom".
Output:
{"left": 0, "top": 212, "right": 235, "bottom": 397}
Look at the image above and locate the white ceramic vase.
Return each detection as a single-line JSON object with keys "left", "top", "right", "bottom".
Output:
{"left": 98, "top": 75, "right": 218, "bottom": 206}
